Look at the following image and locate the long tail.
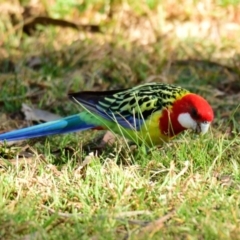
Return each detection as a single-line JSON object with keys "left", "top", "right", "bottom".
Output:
{"left": 0, "top": 113, "right": 96, "bottom": 142}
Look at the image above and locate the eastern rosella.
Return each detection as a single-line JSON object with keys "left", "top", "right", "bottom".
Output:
{"left": 0, "top": 83, "right": 214, "bottom": 145}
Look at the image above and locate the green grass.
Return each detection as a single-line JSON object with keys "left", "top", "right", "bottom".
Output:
{"left": 0, "top": 0, "right": 240, "bottom": 239}
{"left": 0, "top": 135, "right": 239, "bottom": 239}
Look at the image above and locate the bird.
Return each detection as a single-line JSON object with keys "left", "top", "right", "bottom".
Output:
{"left": 0, "top": 82, "right": 214, "bottom": 146}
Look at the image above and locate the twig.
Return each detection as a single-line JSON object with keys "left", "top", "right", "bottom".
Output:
{"left": 131, "top": 210, "right": 176, "bottom": 239}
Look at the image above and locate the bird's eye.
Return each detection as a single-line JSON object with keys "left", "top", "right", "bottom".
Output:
{"left": 191, "top": 108, "right": 199, "bottom": 119}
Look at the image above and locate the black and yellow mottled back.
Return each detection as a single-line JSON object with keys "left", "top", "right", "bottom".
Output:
{"left": 69, "top": 82, "right": 189, "bottom": 129}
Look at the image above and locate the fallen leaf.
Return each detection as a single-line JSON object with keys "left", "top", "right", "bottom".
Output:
{"left": 101, "top": 131, "right": 116, "bottom": 146}
{"left": 21, "top": 103, "right": 61, "bottom": 122}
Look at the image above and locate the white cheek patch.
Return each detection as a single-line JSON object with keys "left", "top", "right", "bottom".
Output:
{"left": 200, "top": 122, "right": 210, "bottom": 134}
{"left": 178, "top": 113, "right": 197, "bottom": 130}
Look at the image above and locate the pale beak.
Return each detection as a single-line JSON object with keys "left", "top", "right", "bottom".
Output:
{"left": 196, "top": 122, "right": 210, "bottom": 134}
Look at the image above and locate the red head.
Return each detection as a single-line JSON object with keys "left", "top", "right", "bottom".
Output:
{"left": 160, "top": 93, "right": 214, "bottom": 137}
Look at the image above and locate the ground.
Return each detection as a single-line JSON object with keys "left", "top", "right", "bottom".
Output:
{"left": 0, "top": 0, "right": 240, "bottom": 239}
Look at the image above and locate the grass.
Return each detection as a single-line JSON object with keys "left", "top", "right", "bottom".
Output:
{"left": 0, "top": 0, "right": 240, "bottom": 239}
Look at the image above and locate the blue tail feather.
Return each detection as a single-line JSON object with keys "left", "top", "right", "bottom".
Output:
{"left": 0, "top": 114, "right": 95, "bottom": 142}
